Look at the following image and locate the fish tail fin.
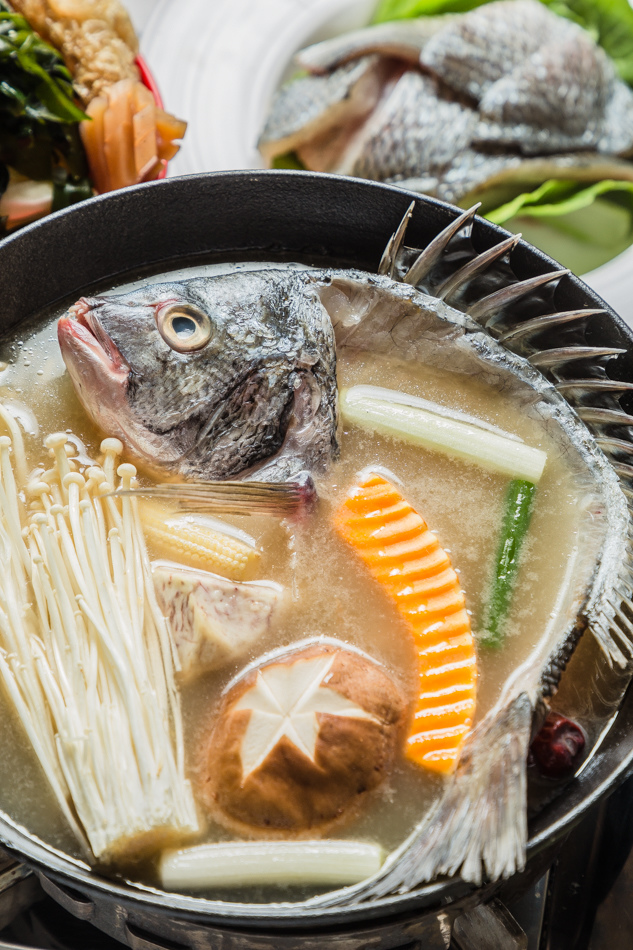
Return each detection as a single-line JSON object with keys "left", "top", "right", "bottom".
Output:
{"left": 312, "top": 693, "right": 532, "bottom": 906}
{"left": 386, "top": 693, "right": 531, "bottom": 891}
{"left": 590, "top": 588, "right": 633, "bottom": 671}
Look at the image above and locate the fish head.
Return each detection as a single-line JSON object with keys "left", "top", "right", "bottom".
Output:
{"left": 58, "top": 272, "right": 338, "bottom": 479}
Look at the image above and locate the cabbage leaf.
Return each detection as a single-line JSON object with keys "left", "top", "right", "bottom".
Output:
{"left": 486, "top": 178, "right": 633, "bottom": 224}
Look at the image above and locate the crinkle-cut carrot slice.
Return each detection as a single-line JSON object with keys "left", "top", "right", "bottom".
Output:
{"left": 364, "top": 531, "right": 440, "bottom": 568}
{"left": 334, "top": 471, "right": 477, "bottom": 775}
{"left": 392, "top": 567, "right": 460, "bottom": 600}
{"left": 376, "top": 549, "right": 451, "bottom": 585}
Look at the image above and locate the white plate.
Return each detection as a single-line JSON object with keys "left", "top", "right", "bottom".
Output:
{"left": 138, "top": 0, "right": 633, "bottom": 327}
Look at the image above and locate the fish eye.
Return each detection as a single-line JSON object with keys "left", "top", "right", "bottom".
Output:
{"left": 155, "top": 304, "right": 212, "bottom": 352}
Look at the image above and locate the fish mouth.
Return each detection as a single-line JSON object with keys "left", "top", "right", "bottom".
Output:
{"left": 59, "top": 299, "right": 129, "bottom": 376}
{"left": 58, "top": 298, "right": 133, "bottom": 445}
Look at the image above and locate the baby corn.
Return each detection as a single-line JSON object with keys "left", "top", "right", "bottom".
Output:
{"left": 139, "top": 500, "right": 260, "bottom": 580}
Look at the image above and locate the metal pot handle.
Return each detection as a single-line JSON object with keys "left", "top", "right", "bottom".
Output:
{"left": 452, "top": 899, "right": 528, "bottom": 950}
{"left": 0, "top": 848, "right": 43, "bottom": 934}
{"left": 37, "top": 873, "right": 94, "bottom": 921}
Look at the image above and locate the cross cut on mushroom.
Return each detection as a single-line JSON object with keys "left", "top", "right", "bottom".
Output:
{"left": 235, "top": 654, "right": 380, "bottom": 778}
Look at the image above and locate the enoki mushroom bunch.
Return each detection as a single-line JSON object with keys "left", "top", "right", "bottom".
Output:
{"left": 0, "top": 431, "right": 198, "bottom": 862}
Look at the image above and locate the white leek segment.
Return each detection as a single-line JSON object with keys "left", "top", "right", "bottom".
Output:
{"left": 160, "top": 840, "right": 384, "bottom": 890}
{"left": 0, "top": 426, "right": 199, "bottom": 862}
{"left": 340, "top": 385, "right": 547, "bottom": 482}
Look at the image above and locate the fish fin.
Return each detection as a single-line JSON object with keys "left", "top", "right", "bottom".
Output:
{"left": 311, "top": 693, "right": 532, "bottom": 906}
{"left": 436, "top": 233, "right": 521, "bottom": 304}
{"left": 404, "top": 204, "right": 479, "bottom": 287}
{"left": 109, "top": 479, "right": 314, "bottom": 516}
{"left": 469, "top": 269, "right": 570, "bottom": 324}
{"left": 378, "top": 201, "right": 415, "bottom": 278}
{"left": 497, "top": 309, "right": 604, "bottom": 349}
{"left": 590, "top": 602, "right": 633, "bottom": 670}
{"left": 382, "top": 693, "right": 531, "bottom": 890}
{"left": 378, "top": 202, "right": 569, "bottom": 326}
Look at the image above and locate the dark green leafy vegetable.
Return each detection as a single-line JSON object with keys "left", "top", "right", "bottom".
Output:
{"left": 372, "top": 0, "right": 633, "bottom": 88}
{"left": 481, "top": 479, "right": 537, "bottom": 648}
{"left": 0, "top": 0, "right": 90, "bottom": 185}
{"left": 51, "top": 166, "right": 93, "bottom": 211}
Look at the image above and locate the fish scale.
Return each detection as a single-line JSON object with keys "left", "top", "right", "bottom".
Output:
{"left": 344, "top": 71, "right": 477, "bottom": 183}
{"left": 260, "top": 0, "right": 633, "bottom": 203}
{"left": 258, "top": 56, "right": 392, "bottom": 163}
{"left": 476, "top": 35, "right": 612, "bottom": 153}
{"left": 418, "top": 0, "right": 576, "bottom": 100}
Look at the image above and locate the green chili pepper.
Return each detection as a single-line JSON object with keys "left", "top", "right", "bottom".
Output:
{"left": 481, "top": 478, "right": 537, "bottom": 648}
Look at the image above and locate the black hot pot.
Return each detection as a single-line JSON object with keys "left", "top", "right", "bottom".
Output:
{"left": 1, "top": 171, "right": 633, "bottom": 950}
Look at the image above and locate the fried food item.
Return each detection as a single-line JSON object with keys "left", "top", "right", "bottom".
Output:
{"left": 11, "top": 0, "right": 187, "bottom": 189}
{"left": 10, "top": 0, "right": 139, "bottom": 102}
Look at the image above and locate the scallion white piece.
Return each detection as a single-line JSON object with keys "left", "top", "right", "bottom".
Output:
{"left": 340, "top": 385, "right": 547, "bottom": 482}
{"left": 160, "top": 840, "right": 384, "bottom": 890}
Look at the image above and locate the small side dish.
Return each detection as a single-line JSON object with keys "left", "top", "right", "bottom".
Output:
{"left": 0, "top": 0, "right": 186, "bottom": 233}
{"left": 259, "top": 0, "right": 633, "bottom": 274}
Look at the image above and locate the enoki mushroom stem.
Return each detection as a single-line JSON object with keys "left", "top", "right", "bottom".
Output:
{"left": 0, "top": 430, "right": 198, "bottom": 862}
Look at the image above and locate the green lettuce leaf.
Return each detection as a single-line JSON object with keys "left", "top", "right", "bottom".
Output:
{"left": 373, "top": 0, "right": 488, "bottom": 21}
{"left": 485, "top": 179, "right": 633, "bottom": 273}
{"left": 486, "top": 178, "right": 633, "bottom": 223}
{"left": 372, "top": 0, "right": 633, "bottom": 86}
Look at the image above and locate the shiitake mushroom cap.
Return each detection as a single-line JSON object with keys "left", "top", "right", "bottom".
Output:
{"left": 197, "top": 641, "right": 407, "bottom": 837}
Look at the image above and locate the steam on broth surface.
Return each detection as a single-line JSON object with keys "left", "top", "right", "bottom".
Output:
{"left": 0, "top": 261, "right": 604, "bottom": 898}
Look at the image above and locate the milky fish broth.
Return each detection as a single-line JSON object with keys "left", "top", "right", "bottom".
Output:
{"left": 0, "top": 256, "right": 625, "bottom": 903}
